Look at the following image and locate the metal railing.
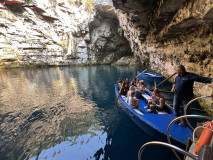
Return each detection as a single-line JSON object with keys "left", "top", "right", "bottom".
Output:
{"left": 138, "top": 115, "right": 213, "bottom": 160}
{"left": 138, "top": 141, "right": 197, "bottom": 160}
{"left": 184, "top": 95, "right": 213, "bottom": 130}
{"left": 167, "top": 115, "right": 213, "bottom": 160}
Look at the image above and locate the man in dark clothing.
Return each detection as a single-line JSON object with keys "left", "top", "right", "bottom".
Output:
{"left": 171, "top": 65, "right": 213, "bottom": 126}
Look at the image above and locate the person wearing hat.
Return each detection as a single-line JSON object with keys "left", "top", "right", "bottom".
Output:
{"left": 171, "top": 65, "right": 213, "bottom": 126}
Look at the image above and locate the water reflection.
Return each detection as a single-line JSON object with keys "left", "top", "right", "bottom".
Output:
{"left": 0, "top": 66, "right": 176, "bottom": 160}
{"left": 29, "top": 130, "right": 107, "bottom": 160}
{"left": 0, "top": 67, "right": 103, "bottom": 160}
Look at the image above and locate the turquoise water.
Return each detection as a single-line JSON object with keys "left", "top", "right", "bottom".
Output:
{"left": 0, "top": 66, "right": 178, "bottom": 160}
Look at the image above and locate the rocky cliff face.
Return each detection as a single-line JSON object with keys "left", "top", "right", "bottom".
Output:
{"left": 0, "top": 0, "right": 132, "bottom": 67}
{"left": 113, "top": 0, "right": 213, "bottom": 114}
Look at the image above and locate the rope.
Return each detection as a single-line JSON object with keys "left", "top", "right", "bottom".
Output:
{"left": 193, "top": 121, "right": 213, "bottom": 142}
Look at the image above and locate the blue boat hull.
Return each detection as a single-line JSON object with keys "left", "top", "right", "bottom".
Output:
{"left": 115, "top": 84, "right": 193, "bottom": 147}
{"left": 117, "top": 98, "right": 168, "bottom": 142}
{"left": 137, "top": 71, "right": 163, "bottom": 83}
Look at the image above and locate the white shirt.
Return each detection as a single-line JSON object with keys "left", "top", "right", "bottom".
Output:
{"left": 128, "top": 96, "right": 133, "bottom": 107}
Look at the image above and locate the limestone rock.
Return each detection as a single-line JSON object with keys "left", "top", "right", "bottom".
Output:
{"left": 0, "top": 0, "right": 132, "bottom": 67}
{"left": 114, "top": 56, "right": 140, "bottom": 65}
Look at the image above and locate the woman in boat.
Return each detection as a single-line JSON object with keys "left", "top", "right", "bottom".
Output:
{"left": 136, "top": 78, "right": 140, "bottom": 86}
{"left": 148, "top": 89, "right": 165, "bottom": 113}
{"left": 119, "top": 81, "right": 127, "bottom": 96}
{"left": 136, "top": 80, "right": 145, "bottom": 91}
{"left": 131, "top": 78, "right": 137, "bottom": 87}
{"left": 123, "top": 79, "right": 130, "bottom": 95}
{"left": 117, "top": 78, "right": 123, "bottom": 90}
{"left": 127, "top": 85, "right": 135, "bottom": 99}
{"left": 125, "top": 78, "right": 130, "bottom": 86}
{"left": 145, "top": 91, "right": 157, "bottom": 109}
{"left": 135, "top": 80, "right": 145, "bottom": 98}
{"left": 128, "top": 91, "right": 140, "bottom": 109}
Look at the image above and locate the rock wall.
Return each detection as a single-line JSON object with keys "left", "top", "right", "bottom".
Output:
{"left": 88, "top": 6, "right": 132, "bottom": 64}
{"left": 112, "top": 0, "right": 213, "bottom": 114}
{"left": 0, "top": 0, "right": 132, "bottom": 67}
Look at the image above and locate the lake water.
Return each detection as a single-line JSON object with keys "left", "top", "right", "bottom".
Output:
{"left": 0, "top": 65, "right": 178, "bottom": 160}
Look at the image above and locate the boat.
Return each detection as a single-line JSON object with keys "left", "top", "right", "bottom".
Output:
{"left": 115, "top": 84, "right": 193, "bottom": 146}
{"left": 137, "top": 70, "right": 163, "bottom": 83}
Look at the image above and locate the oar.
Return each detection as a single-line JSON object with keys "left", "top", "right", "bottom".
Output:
{"left": 136, "top": 69, "right": 148, "bottom": 78}
{"left": 151, "top": 72, "right": 176, "bottom": 90}
{"left": 157, "top": 72, "right": 176, "bottom": 88}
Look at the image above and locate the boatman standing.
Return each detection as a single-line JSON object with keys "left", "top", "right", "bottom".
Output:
{"left": 171, "top": 65, "right": 213, "bottom": 126}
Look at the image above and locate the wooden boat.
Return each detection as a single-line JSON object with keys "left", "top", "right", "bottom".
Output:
{"left": 115, "top": 84, "right": 193, "bottom": 146}
{"left": 137, "top": 71, "right": 163, "bottom": 83}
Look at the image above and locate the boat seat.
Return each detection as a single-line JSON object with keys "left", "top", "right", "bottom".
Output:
{"left": 157, "top": 111, "right": 168, "bottom": 114}
{"left": 121, "top": 95, "right": 128, "bottom": 103}
{"left": 141, "top": 93, "right": 152, "bottom": 100}
{"left": 134, "top": 109, "right": 144, "bottom": 115}
{"left": 147, "top": 109, "right": 168, "bottom": 114}
{"left": 143, "top": 73, "right": 155, "bottom": 76}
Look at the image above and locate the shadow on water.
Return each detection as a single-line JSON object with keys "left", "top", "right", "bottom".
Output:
{"left": 0, "top": 65, "right": 197, "bottom": 160}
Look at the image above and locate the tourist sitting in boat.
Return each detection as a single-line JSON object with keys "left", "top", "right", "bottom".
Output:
{"left": 117, "top": 78, "right": 123, "bottom": 90}
{"left": 148, "top": 89, "right": 165, "bottom": 113}
{"left": 119, "top": 81, "right": 127, "bottom": 96}
{"left": 127, "top": 85, "right": 135, "bottom": 99}
{"left": 123, "top": 79, "right": 130, "bottom": 95}
{"left": 135, "top": 80, "right": 145, "bottom": 98}
{"left": 125, "top": 78, "right": 130, "bottom": 87}
{"left": 136, "top": 78, "right": 140, "bottom": 86}
{"left": 136, "top": 80, "right": 145, "bottom": 90}
{"left": 145, "top": 91, "right": 157, "bottom": 109}
{"left": 131, "top": 78, "right": 137, "bottom": 87}
{"left": 128, "top": 91, "right": 140, "bottom": 109}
